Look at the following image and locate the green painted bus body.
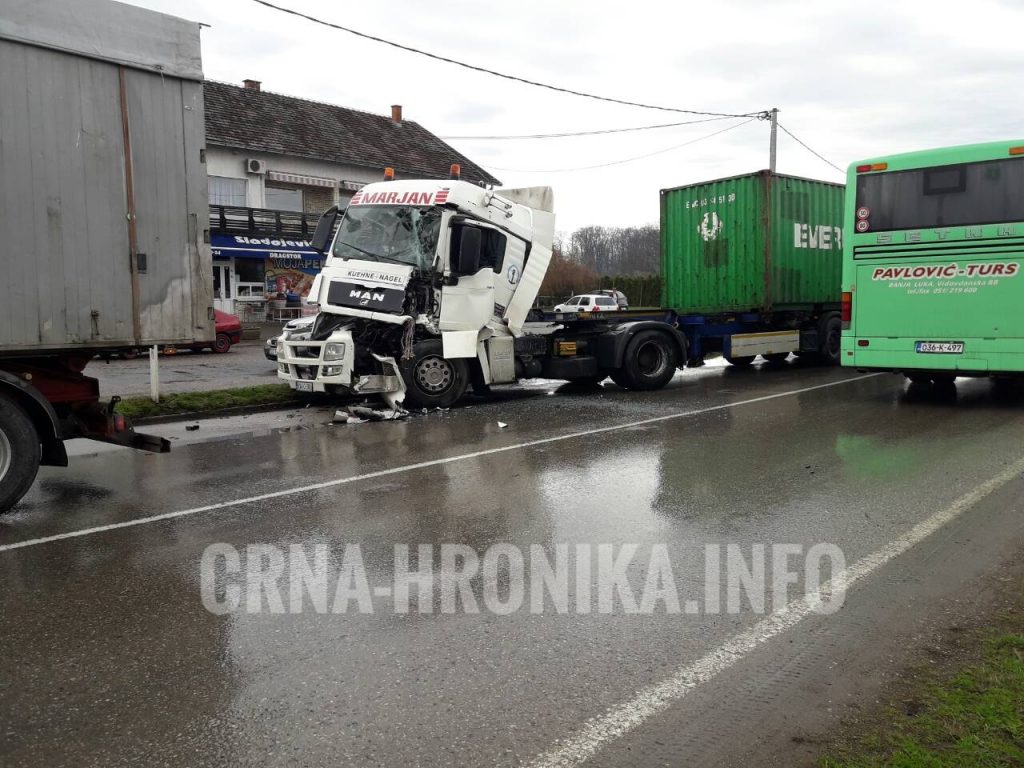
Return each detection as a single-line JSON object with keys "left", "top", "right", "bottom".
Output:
{"left": 841, "top": 140, "right": 1024, "bottom": 375}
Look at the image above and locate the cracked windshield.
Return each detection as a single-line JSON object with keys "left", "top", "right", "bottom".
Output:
{"left": 331, "top": 205, "right": 442, "bottom": 271}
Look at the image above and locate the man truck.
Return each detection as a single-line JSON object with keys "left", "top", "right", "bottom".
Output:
{"left": 0, "top": 0, "right": 213, "bottom": 512}
{"left": 277, "top": 170, "right": 844, "bottom": 408}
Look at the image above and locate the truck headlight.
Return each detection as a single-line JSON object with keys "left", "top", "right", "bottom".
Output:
{"left": 323, "top": 342, "right": 346, "bottom": 361}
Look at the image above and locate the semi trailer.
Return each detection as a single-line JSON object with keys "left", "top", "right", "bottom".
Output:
{"left": 276, "top": 169, "right": 844, "bottom": 408}
{"left": 0, "top": 0, "right": 213, "bottom": 512}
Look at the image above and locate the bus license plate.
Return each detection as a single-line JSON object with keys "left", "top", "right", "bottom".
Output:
{"left": 294, "top": 381, "right": 313, "bottom": 392}
{"left": 916, "top": 341, "right": 964, "bottom": 354}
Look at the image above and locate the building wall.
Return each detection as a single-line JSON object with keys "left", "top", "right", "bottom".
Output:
{"left": 207, "top": 146, "right": 383, "bottom": 210}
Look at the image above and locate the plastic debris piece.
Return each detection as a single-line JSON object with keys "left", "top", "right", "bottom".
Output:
{"left": 185, "top": 423, "right": 200, "bottom": 431}
{"left": 497, "top": 421, "right": 508, "bottom": 429}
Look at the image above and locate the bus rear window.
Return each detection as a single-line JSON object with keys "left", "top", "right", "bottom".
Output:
{"left": 855, "top": 157, "right": 1024, "bottom": 231}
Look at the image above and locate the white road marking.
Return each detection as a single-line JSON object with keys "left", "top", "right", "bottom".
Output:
{"left": 0, "top": 374, "right": 880, "bottom": 554}
{"left": 525, "top": 454, "right": 1024, "bottom": 768}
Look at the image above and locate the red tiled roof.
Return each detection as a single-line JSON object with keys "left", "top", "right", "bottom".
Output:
{"left": 203, "top": 81, "right": 499, "bottom": 186}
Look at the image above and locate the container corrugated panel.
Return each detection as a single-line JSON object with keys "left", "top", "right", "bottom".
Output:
{"left": 661, "top": 171, "right": 844, "bottom": 314}
{"left": 0, "top": 0, "right": 212, "bottom": 353}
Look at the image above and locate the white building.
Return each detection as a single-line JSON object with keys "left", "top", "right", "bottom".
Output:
{"left": 203, "top": 79, "right": 498, "bottom": 316}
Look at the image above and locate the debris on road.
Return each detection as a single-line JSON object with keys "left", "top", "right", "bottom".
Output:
{"left": 333, "top": 405, "right": 408, "bottom": 424}
{"left": 498, "top": 421, "right": 509, "bottom": 429}
{"left": 185, "top": 423, "right": 200, "bottom": 432}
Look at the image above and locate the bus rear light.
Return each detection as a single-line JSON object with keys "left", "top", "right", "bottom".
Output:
{"left": 855, "top": 162, "right": 888, "bottom": 173}
{"left": 857, "top": 339, "right": 869, "bottom": 347}
{"left": 841, "top": 291, "right": 852, "bottom": 329}
{"left": 1010, "top": 146, "right": 1024, "bottom": 156}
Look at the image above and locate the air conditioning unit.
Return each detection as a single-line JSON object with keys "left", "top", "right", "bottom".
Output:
{"left": 246, "top": 158, "right": 266, "bottom": 174}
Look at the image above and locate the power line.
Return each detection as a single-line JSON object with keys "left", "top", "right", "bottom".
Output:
{"left": 250, "top": 0, "right": 763, "bottom": 119}
{"left": 440, "top": 115, "right": 738, "bottom": 141}
{"left": 484, "top": 117, "right": 759, "bottom": 174}
{"left": 777, "top": 123, "right": 844, "bottom": 173}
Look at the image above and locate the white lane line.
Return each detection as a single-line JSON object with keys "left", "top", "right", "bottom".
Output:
{"left": 0, "top": 373, "right": 881, "bottom": 554}
{"left": 525, "top": 454, "right": 1024, "bottom": 768}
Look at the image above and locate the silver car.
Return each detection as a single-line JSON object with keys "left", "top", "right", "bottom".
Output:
{"left": 265, "top": 315, "right": 315, "bottom": 361}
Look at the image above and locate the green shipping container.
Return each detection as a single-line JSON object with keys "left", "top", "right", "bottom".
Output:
{"left": 661, "top": 171, "right": 845, "bottom": 314}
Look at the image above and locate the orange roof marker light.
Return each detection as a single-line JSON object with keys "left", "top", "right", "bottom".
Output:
{"left": 855, "top": 162, "right": 888, "bottom": 173}
{"left": 1009, "top": 146, "right": 1024, "bottom": 156}
{"left": 449, "top": 163, "right": 461, "bottom": 180}
{"left": 383, "top": 166, "right": 395, "bottom": 180}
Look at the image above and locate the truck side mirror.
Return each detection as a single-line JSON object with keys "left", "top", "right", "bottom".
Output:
{"left": 453, "top": 226, "right": 482, "bottom": 275}
{"left": 310, "top": 206, "right": 339, "bottom": 254}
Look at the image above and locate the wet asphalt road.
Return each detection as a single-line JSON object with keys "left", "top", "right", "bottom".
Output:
{"left": 3, "top": 362, "right": 1024, "bottom": 767}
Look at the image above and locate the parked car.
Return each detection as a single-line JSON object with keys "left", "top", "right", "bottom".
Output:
{"left": 202, "top": 310, "right": 242, "bottom": 353}
{"left": 265, "top": 315, "right": 315, "bottom": 361}
{"left": 596, "top": 289, "right": 629, "bottom": 309}
{"left": 552, "top": 294, "right": 624, "bottom": 313}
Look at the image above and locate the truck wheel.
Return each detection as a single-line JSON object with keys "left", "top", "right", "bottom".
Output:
{"left": 400, "top": 340, "right": 470, "bottom": 409}
{"left": 616, "top": 330, "right": 678, "bottom": 391}
{"left": 212, "top": 333, "right": 233, "bottom": 354}
{"left": 724, "top": 355, "right": 755, "bottom": 367}
{"left": 0, "top": 397, "right": 41, "bottom": 513}
{"left": 762, "top": 352, "right": 789, "bottom": 365}
{"left": 816, "top": 313, "right": 842, "bottom": 366}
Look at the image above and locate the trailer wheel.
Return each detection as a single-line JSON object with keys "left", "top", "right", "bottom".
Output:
{"left": 724, "top": 355, "right": 755, "bottom": 367}
{"left": 762, "top": 353, "right": 790, "bottom": 365}
{"left": 0, "top": 397, "right": 41, "bottom": 514}
{"left": 400, "top": 340, "right": 470, "bottom": 409}
{"left": 816, "top": 313, "right": 842, "bottom": 366}
{"left": 616, "top": 330, "right": 678, "bottom": 390}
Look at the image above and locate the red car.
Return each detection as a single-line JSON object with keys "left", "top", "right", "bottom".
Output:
{"left": 176, "top": 310, "right": 241, "bottom": 353}
{"left": 207, "top": 309, "right": 242, "bottom": 353}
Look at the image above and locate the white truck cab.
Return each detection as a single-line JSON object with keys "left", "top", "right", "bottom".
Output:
{"left": 277, "top": 173, "right": 684, "bottom": 408}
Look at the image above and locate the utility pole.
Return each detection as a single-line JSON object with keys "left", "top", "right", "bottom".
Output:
{"left": 768, "top": 107, "right": 779, "bottom": 173}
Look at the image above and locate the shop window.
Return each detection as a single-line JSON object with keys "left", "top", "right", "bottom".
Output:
{"left": 234, "top": 258, "right": 266, "bottom": 299}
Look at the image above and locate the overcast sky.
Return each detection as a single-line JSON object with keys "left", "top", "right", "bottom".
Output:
{"left": 130, "top": 0, "right": 1023, "bottom": 233}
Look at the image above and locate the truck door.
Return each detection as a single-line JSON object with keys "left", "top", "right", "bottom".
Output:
{"left": 440, "top": 224, "right": 508, "bottom": 333}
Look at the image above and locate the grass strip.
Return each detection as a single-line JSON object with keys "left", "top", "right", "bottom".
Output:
{"left": 822, "top": 614, "right": 1024, "bottom": 767}
{"left": 116, "top": 384, "right": 300, "bottom": 420}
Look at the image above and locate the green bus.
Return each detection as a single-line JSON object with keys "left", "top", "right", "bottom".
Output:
{"left": 841, "top": 140, "right": 1024, "bottom": 383}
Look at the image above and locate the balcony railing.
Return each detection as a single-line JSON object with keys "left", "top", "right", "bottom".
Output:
{"left": 209, "top": 205, "right": 323, "bottom": 239}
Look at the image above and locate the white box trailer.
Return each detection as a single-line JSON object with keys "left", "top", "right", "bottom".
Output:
{"left": 0, "top": 0, "right": 214, "bottom": 512}
{"left": 0, "top": 0, "right": 213, "bottom": 351}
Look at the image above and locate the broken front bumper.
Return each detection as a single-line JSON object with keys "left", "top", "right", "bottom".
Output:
{"left": 276, "top": 329, "right": 406, "bottom": 405}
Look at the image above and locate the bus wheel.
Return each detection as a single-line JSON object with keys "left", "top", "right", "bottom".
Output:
{"left": 724, "top": 355, "right": 755, "bottom": 367}
{"left": 0, "top": 397, "right": 41, "bottom": 513}
{"left": 816, "top": 313, "right": 842, "bottom": 366}
{"left": 617, "top": 330, "right": 678, "bottom": 390}
{"left": 399, "top": 340, "right": 470, "bottom": 409}
{"left": 905, "top": 373, "right": 930, "bottom": 385}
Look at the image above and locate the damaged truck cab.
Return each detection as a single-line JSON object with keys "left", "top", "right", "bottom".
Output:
{"left": 276, "top": 176, "right": 687, "bottom": 408}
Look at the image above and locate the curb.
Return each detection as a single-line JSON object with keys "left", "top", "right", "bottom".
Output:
{"left": 132, "top": 399, "right": 309, "bottom": 426}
